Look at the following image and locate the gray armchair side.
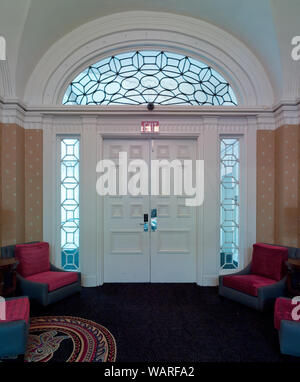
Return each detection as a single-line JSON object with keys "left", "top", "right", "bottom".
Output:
{"left": 278, "top": 319, "right": 300, "bottom": 356}
{"left": 17, "top": 264, "right": 81, "bottom": 306}
{"left": 0, "top": 296, "right": 30, "bottom": 359}
{"left": 219, "top": 262, "right": 287, "bottom": 311}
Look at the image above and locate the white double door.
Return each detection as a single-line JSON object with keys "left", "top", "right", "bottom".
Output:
{"left": 103, "top": 138, "right": 197, "bottom": 282}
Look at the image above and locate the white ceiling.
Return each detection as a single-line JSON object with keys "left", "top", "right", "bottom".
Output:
{"left": 0, "top": 0, "right": 299, "bottom": 104}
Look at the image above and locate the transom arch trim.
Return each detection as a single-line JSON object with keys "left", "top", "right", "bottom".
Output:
{"left": 24, "top": 11, "right": 274, "bottom": 107}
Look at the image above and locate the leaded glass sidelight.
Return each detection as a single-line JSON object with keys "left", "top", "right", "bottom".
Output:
{"left": 63, "top": 51, "right": 237, "bottom": 106}
{"left": 220, "top": 138, "right": 240, "bottom": 270}
{"left": 60, "top": 138, "right": 80, "bottom": 270}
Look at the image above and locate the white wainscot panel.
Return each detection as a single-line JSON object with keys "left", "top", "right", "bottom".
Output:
{"left": 157, "top": 204, "right": 170, "bottom": 218}
{"left": 157, "top": 230, "right": 190, "bottom": 254}
{"left": 111, "top": 204, "right": 124, "bottom": 218}
{"left": 156, "top": 145, "right": 170, "bottom": 158}
{"left": 130, "top": 203, "right": 143, "bottom": 218}
{"left": 129, "top": 145, "right": 143, "bottom": 158}
{"left": 177, "top": 204, "right": 191, "bottom": 218}
{"left": 177, "top": 145, "right": 192, "bottom": 159}
{"left": 110, "top": 230, "right": 143, "bottom": 254}
{"left": 109, "top": 145, "right": 122, "bottom": 159}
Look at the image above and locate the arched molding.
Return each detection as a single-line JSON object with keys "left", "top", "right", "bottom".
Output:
{"left": 24, "top": 11, "right": 274, "bottom": 107}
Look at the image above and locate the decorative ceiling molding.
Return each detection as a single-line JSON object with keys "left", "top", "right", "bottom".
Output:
{"left": 23, "top": 11, "right": 274, "bottom": 107}
{"left": 273, "top": 101, "right": 300, "bottom": 129}
{"left": 0, "top": 97, "right": 26, "bottom": 127}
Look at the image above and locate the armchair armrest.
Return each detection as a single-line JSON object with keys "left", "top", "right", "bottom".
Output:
{"left": 16, "top": 273, "right": 48, "bottom": 305}
{"left": 279, "top": 319, "right": 300, "bottom": 356}
{"left": 50, "top": 264, "right": 81, "bottom": 285}
{"left": 218, "top": 263, "right": 252, "bottom": 294}
{"left": 219, "top": 262, "right": 252, "bottom": 282}
{"left": 0, "top": 319, "right": 29, "bottom": 357}
{"left": 257, "top": 276, "right": 287, "bottom": 310}
{"left": 280, "top": 319, "right": 300, "bottom": 333}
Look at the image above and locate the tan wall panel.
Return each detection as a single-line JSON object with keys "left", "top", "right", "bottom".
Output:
{"left": 25, "top": 129, "right": 43, "bottom": 242}
{"left": 274, "top": 125, "right": 298, "bottom": 246}
{"left": 256, "top": 130, "right": 276, "bottom": 243}
{"left": 15, "top": 125, "right": 25, "bottom": 244}
{"left": 0, "top": 124, "right": 43, "bottom": 246}
{"left": 257, "top": 125, "right": 300, "bottom": 247}
{"left": 1, "top": 124, "right": 19, "bottom": 245}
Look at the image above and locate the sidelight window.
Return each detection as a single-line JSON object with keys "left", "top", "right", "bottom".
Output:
{"left": 220, "top": 138, "right": 240, "bottom": 270}
{"left": 59, "top": 138, "right": 80, "bottom": 270}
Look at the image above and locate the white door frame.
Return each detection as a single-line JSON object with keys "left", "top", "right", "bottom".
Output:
{"left": 42, "top": 114, "right": 256, "bottom": 287}
{"left": 96, "top": 122, "right": 201, "bottom": 286}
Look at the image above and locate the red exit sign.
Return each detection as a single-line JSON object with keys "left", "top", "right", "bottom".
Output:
{"left": 141, "top": 121, "right": 159, "bottom": 133}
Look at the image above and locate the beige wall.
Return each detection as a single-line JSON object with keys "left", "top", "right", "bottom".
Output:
{"left": 0, "top": 123, "right": 24, "bottom": 245}
{"left": 257, "top": 125, "right": 300, "bottom": 247}
{"left": 275, "top": 125, "right": 299, "bottom": 246}
{"left": 15, "top": 125, "right": 25, "bottom": 244}
{"left": 0, "top": 124, "right": 43, "bottom": 246}
{"left": 256, "top": 130, "right": 276, "bottom": 243}
{"left": 24, "top": 129, "right": 43, "bottom": 242}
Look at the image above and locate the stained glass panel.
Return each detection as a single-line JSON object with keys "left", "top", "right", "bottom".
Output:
{"left": 63, "top": 51, "right": 237, "bottom": 106}
{"left": 60, "top": 138, "right": 80, "bottom": 270}
{"left": 220, "top": 138, "right": 240, "bottom": 270}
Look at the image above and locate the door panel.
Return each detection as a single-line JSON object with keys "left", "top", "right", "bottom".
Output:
{"left": 103, "top": 140, "right": 150, "bottom": 282}
{"left": 150, "top": 140, "right": 196, "bottom": 282}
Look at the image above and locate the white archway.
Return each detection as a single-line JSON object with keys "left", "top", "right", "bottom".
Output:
{"left": 24, "top": 11, "right": 274, "bottom": 107}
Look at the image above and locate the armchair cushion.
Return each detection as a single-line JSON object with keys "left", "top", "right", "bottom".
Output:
{"left": 15, "top": 242, "right": 50, "bottom": 277}
{"left": 1, "top": 297, "right": 30, "bottom": 324}
{"left": 251, "top": 243, "right": 288, "bottom": 281}
{"left": 223, "top": 274, "right": 277, "bottom": 297}
{"left": 274, "top": 297, "right": 300, "bottom": 330}
{"left": 25, "top": 271, "right": 78, "bottom": 292}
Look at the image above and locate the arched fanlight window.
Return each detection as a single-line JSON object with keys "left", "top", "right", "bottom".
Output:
{"left": 63, "top": 51, "right": 237, "bottom": 106}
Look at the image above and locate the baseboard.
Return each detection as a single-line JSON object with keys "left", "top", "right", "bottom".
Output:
{"left": 81, "top": 274, "right": 218, "bottom": 287}
{"left": 81, "top": 275, "right": 97, "bottom": 287}
{"left": 202, "top": 275, "right": 219, "bottom": 286}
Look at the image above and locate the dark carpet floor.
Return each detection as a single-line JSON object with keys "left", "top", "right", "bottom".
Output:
{"left": 30, "top": 284, "right": 300, "bottom": 362}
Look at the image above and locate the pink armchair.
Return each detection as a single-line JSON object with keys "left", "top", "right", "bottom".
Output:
{"left": 15, "top": 242, "right": 81, "bottom": 306}
{"left": 219, "top": 243, "right": 289, "bottom": 311}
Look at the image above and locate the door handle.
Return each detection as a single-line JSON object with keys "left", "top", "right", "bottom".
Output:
{"left": 140, "top": 213, "right": 148, "bottom": 232}
{"left": 151, "top": 208, "right": 157, "bottom": 232}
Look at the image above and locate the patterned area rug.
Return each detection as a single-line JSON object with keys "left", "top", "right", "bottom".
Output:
{"left": 25, "top": 316, "right": 116, "bottom": 362}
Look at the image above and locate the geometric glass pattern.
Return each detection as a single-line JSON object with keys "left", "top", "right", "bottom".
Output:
{"left": 63, "top": 51, "right": 237, "bottom": 106}
{"left": 60, "top": 138, "right": 80, "bottom": 271}
{"left": 220, "top": 138, "right": 240, "bottom": 270}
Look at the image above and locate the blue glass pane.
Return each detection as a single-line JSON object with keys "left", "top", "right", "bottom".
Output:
{"left": 63, "top": 51, "right": 237, "bottom": 106}
{"left": 61, "top": 249, "right": 79, "bottom": 271}
{"left": 220, "top": 138, "right": 240, "bottom": 270}
{"left": 60, "top": 138, "right": 80, "bottom": 271}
